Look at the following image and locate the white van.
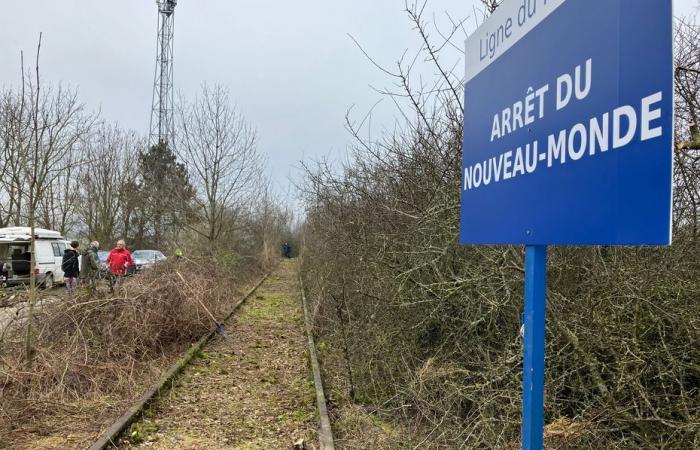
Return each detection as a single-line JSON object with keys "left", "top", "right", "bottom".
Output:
{"left": 0, "top": 227, "right": 71, "bottom": 289}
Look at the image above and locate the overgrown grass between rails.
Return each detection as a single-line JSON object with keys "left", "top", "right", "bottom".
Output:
{"left": 0, "top": 256, "right": 265, "bottom": 448}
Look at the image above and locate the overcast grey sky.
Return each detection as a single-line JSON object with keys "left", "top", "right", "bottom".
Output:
{"left": 1, "top": 0, "right": 697, "bottom": 199}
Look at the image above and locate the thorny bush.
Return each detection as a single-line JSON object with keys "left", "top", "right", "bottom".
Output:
{"left": 300, "top": 5, "right": 700, "bottom": 449}
{"left": 0, "top": 258, "right": 258, "bottom": 438}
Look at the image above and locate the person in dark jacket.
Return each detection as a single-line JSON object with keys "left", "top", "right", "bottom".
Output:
{"left": 62, "top": 241, "right": 80, "bottom": 291}
{"left": 80, "top": 241, "right": 100, "bottom": 288}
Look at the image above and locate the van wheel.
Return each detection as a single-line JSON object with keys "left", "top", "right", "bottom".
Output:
{"left": 42, "top": 273, "right": 54, "bottom": 290}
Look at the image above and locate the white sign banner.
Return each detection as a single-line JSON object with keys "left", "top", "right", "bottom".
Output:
{"left": 465, "top": 0, "right": 568, "bottom": 83}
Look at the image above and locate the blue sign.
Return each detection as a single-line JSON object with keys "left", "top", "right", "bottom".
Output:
{"left": 460, "top": 0, "right": 673, "bottom": 246}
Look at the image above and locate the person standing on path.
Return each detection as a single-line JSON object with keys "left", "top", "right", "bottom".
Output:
{"left": 80, "top": 240, "right": 100, "bottom": 289}
{"left": 62, "top": 240, "right": 80, "bottom": 292}
{"left": 282, "top": 242, "right": 292, "bottom": 258}
{"left": 107, "top": 239, "right": 133, "bottom": 291}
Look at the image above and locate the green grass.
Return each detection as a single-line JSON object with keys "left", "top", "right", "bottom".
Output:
{"left": 241, "top": 293, "right": 296, "bottom": 322}
{"left": 127, "top": 421, "right": 159, "bottom": 444}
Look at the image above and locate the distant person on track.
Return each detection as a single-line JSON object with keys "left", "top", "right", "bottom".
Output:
{"left": 80, "top": 240, "right": 100, "bottom": 289}
{"left": 62, "top": 241, "right": 80, "bottom": 292}
{"left": 282, "top": 242, "right": 292, "bottom": 258}
{"left": 107, "top": 239, "right": 133, "bottom": 291}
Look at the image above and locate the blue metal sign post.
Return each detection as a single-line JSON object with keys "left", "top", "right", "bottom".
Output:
{"left": 522, "top": 246, "right": 547, "bottom": 449}
{"left": 460, "top": 0, "right": 673, "bottom": 448}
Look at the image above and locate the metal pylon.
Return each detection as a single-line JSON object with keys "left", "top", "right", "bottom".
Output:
{"left": 149, "top": 0, "right": 177, "bottom": 147}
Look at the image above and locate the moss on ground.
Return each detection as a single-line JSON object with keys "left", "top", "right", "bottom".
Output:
{"left": 118, "top": 260, "right": 317, "bottom": 449}
{"left": 127, "top": 421, "right": 159, "bottom": 444}
{"left": 239, "top": 292, "right": 299, "bottom": 323}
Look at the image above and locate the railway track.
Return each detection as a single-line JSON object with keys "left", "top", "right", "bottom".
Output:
{"left": 87, "top": 260, "right": 334, "bottom": 450}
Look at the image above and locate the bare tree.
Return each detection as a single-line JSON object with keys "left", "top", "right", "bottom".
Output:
{"left": 0, "top": 89, "right": 23, "bottom": 227}
{"left": 77, "top": 123, "right": 141, "bottom": 245}
{"left": 0, "top": 46, "right": 95, "bottom": 235}
{"left": 175, "top": 84, "right": 263, "bottom": 243}
{"left": 249, "top": 180, "right": 294, "bottom": 265}
{"left": 35, "top": 137, "right": 86, "bottom": 235}
{"left": 480, "top": 0, "right": 502, "bottom": 14}
{"left": 0, "top": 35, "right": 96, "bottom": 365}
{"left": 673, "top": 15, "right": 700, "bottom": 236}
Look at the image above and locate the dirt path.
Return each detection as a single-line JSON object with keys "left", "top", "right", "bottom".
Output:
{"left": 0, "top": 290, "right": 63, "bottom": 331}
{"left": 121, "top": 260, "right": 317, "bottom": 449}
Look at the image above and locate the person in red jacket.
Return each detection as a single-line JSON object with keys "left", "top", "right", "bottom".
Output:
{"left": 107, "top": 239, "right": 133, "bottom": 290}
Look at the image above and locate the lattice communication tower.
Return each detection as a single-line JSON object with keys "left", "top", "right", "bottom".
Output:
{"left": 149, "top": 0, "right": 177, "bottom": 147}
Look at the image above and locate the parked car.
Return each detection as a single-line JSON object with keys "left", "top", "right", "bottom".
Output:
{"left": 131, "top": 250, "right": 167, "bottom": 272}
{"left": 0, "top": 227, "right": 75, "bottom": 288}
